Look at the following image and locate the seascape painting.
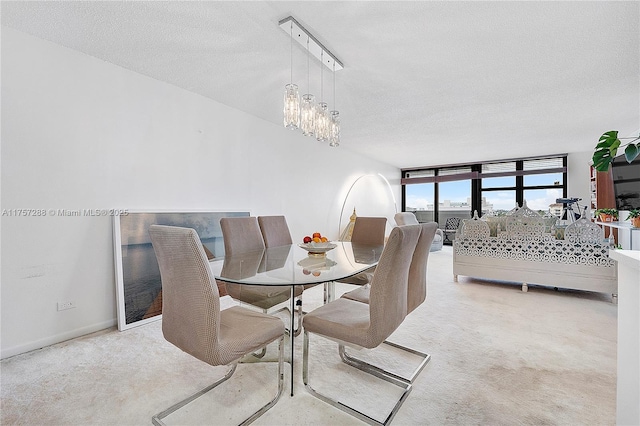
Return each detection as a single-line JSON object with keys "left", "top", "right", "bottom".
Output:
{"left": 114, "top": 211, "right": 249, "bottom": 330}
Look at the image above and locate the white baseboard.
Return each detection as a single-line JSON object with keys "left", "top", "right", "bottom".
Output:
{"left": 2, "top": 297, "right": 239, "bottom": 360}
{"left": 1, "top": 318, "right": 117, "bottom": 360}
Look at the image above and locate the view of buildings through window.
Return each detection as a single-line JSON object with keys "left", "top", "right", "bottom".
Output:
{"left": 402, "top": 156, "right": 566, "bottom": 226}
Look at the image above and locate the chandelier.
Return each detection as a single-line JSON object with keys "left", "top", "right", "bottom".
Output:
{"left": 279, "top": 16, "right": 342, "bottom": 147}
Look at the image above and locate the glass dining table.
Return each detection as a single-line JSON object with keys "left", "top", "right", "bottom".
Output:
{"left": 209, "top": 241, "right": 383, "bottom": 396}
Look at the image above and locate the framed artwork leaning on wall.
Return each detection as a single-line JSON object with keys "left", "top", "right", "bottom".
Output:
{"left": 113, "top": 210, "right": 249, "bottom": 331}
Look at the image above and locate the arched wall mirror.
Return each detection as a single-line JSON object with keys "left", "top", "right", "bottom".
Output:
{"left": 338, "top": 174, "right": 398, "bottom": 240}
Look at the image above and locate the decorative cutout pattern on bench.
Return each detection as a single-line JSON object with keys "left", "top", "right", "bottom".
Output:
{"left": 564, "top": 217, "right": 605, "bottom": 244}
{"left": 455, "top": 237, "right": 615, "bottom": 267}
{"left": 456, "top": 204, "right": 615, "bottom": 268}
{"left": 461, "top": 211, "right": 490, "bottom": 239}
{"left": 504, "top": 202, "right": 547, "bottom": 240}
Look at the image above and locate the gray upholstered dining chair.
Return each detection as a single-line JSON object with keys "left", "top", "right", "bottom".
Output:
{"left": 341, "top": 222, "right": 437, "bottom": 384}
{"left": 220, "top": 216, "right": 303, "bottom": 336}
{"left": 395, "top": 212, "right": 443, "bottom": 251}
{"left": 336, "top": 216, "right": 387, "bottom": 287}
{"left": 302, "top": 224, "right": 421, "bottom": 426}
{"left": 258, "top": 215, "right": 293, "bottom": 248}
{"left": 258, "top": 214, "right": 340, "bottom": 308}
{"left": 351, "top": 216, "right": 387, "bottom": 245}
{"left": 148, "top": 225, "right": 285, "bottom": 426}
{"left": 259, "top": 214, "right": 319, "bottom": 295}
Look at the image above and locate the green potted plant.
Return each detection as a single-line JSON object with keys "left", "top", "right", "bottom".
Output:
{"left": 626, "top": 209, "right": 640, "bottom": 228}
{"left": 595, "top": 208, "right": 618, "bottom": 223}
{"left": 592, "top": 131, "right": 640, "bottom": 172}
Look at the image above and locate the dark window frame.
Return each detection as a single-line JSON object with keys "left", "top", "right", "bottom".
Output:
{"left": 401, "top": 155, "right": 567, "bottom": 222}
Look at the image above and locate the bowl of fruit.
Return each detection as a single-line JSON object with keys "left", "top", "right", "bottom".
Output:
{"left": 299, "top": 232, "right": 336, "bottom": 256}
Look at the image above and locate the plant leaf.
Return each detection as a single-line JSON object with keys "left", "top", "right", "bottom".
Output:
{"left": 609, "top": 142, "right": 621, "bottom": 156}
{"left": 592, "top": 150, "right": 612, "bottom": 171}
{"left": 592, "top": 131, "right": 622, "bottom": 171}
{"left": 599, "top": 130, "right": 618, "bottom": 142}
{"left": 625, "top": 143, "right": 639, "bottom": 163}
{"left": 593, "top": 150, "right": 606, "bottom": 160}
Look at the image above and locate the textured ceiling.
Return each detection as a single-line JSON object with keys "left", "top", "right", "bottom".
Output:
{"left": 2, "top": 1, "right": 638, "bottom": 169}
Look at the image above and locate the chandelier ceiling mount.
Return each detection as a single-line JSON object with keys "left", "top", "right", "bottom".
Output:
{"left": 278, "top": 16, "right": 343, "bottom": 72}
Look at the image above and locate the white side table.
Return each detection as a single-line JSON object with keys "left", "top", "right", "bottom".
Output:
{"left": 609, "top": 250, "right": 640, "bottom": 426}
{"left": 596, "top": 221, "right": 640, "bottom": 250}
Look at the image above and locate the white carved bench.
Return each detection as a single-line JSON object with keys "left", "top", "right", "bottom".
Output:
{"left": 453, "top": 204, "right": 618, "bottom": 301}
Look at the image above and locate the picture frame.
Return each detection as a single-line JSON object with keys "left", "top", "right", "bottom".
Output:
{"left": 113, "top": 210, "right": 249, "bottom": 331}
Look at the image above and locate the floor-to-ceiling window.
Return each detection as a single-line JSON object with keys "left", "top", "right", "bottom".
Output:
{"left": 521, "top": 158, "right": 567, "bottom": 215}
{"left": 438, "top": 167, "right": 473, "bottom": 230}
{"left": 404, "top": 180, "right": 435, "bottom": 223}
{"left": 481, "top": 161, "right": 517, "bottom": 215}
{"left": 401, "top": 155, "right": 567, "bottom": 239}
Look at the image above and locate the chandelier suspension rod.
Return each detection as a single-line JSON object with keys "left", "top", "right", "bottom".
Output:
{"left": 320, "top": 51, "right": 324, "bottom": 102}
{"left": 333, "top": 61, "right": 336, "bottom": 109}
{"left": 307, "top": 37, "right": 310, "bottom": 93}
{"left": 289, "top": 20, "right": 293, "bottom": 84}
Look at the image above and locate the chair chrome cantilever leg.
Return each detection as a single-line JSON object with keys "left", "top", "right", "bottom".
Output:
{"left": 252, "top": 299, "right": 302, "bottom": 359}
{"left": 294, "top": 298, "right": 303, "bottom": 336}
{"left": 152, "top": 336, "right": 284, "bottom": 426}
{"left": 323, "top": 281, "right": 335, "bottom": 304}
{"left": 270, "top": 296, "right": 303, "bottom": 337}
{"left": 303, "top": 331, "right": 412, "bottom": 426}
{"left": 339, "top": 340, "right": 431, "bottom": 384}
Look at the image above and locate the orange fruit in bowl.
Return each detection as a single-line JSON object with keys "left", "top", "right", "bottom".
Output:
{"left": 312, "top": 237, "right": 321, "bottom": 243}
{"left": 312, "top": 232, "right": 321, "bottom": 238}
{"left": 321, "top": 237, "right": 328, "bottom": 242}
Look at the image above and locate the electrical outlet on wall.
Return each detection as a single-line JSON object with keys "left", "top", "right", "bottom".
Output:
{"left": 57, "top": 301, "right": 76, "bottom": 311}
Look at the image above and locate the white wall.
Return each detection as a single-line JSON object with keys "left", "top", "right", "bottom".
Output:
{"left": 567, "top": 150, "right": 594, "bottom": 216}
{"left": 0, "top": 28, "right": 400, "bottom": 358}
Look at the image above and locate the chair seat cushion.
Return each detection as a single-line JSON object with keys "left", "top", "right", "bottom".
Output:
{"left": 336, "top": 265, "right": 375, "bottom": 286}
{"left": 217, "top": 306, "right": 285, "bottom": 365}
{"left": 336, "top": 271, "right": 374, "bottom": 286}
{"left": 341, "top": 285, "right": 370, "bottom": 304}
{"left": 302, "top": 298, "right": 382, "bottom": 349}
{"left": 225, "top": 284, "right": 303, "bottom": 310}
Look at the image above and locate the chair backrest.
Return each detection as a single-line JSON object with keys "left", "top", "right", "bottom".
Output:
{"left": 366, "top": 224, "right": 421, "bottom": 347}
{"left": 395, "top": 212, "right": 419, "bottom": 226}
{"left": 148, "top": 225, "right": 223, "bottom": 366}
{"left": 220, "top": 249, "right": 265, "bottom": 279}
{"left": 258, "top": 216, "right": 293, "bottom": 248}
{"left": 351, "top": 217, "right": 387, "bottom": 246}
{"left": 407, "top": 223, "right": 437, "bottom": 314}
{"left": 444, "top": 217, "right": 461, "bottom": 230}
{"left": 220, "top": 217, "right": 265, "bottom": 256}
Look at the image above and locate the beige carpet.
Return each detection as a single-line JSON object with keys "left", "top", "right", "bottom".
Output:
{"left": 1, "top": 247, "right": 617, "bottom": 425}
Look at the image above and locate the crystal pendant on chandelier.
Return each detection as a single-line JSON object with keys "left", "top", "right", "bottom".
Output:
{"left": 315, "top": 102, "right": 330, "bottom": 142}
{"left": 300, "top": 94, "right": 316, "bottom": 136}
{"left": 329, "top": 110, "right": 340, "bottom": 147}
{"left": 283, "top": 83, "right": 300, "bottom": 129}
